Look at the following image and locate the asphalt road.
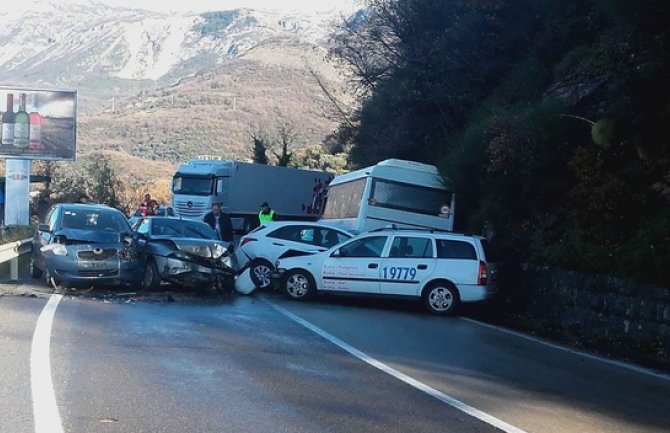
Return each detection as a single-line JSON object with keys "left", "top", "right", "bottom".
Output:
{"left": 1, "top": 282, "right": 669, "bottom": 433}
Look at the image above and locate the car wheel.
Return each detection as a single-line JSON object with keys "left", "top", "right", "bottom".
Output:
{"left": 423, "top": 282, "right": 460, "bottom": 316}
{"left": 249, "top": 259, "right": 274, "bottom": 290}
{"left": 30, "top": 255, "right": 43, "bottom": 279}
{"left": 142, "top": 259, "right": 161, "bottom": 291}
{"left": 283, "top": 269, "right": 316, "bottom": 301}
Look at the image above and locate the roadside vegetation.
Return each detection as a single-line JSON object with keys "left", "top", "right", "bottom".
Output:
{"left": 329, "top": 0, "right": 670, "bottom": 285}
{"left": 0, "top": 226, "right": 35, "bottom": 244}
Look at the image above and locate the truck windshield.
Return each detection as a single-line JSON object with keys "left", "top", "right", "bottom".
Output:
{"left": 173, "top": 175, "right": 214, "bottom": 196}
{"left": 370, "top": 179, "right": 451, "bottom": 216}
{"left": 323, "top": 178, "right": 367, "bottom": 219}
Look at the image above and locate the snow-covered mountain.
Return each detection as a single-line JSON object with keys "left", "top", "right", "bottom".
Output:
{"left": 0, "top": 0, "right": 345, "bottom": 87}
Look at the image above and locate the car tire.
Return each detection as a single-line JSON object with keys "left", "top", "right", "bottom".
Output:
{"left": 142, "top": 259, "right": 161, "bottom": 291}
{"left": 30, "top": 255, "right": 43, "bottom": 279}
{"left": 422, "top": 282, "right": 460, "bottom": 316}
{"left": 283, "top": 269, "right": 316, "bottom": 301}
{"left": 249, "top": 259, "right": 274, "bottom": 290}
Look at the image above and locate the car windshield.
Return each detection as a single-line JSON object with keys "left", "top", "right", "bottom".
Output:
{"left": 61, "top": 209, "right": 130, "bottom": 232}
{"left": 151, "top": 219, "right": 217, "bottom": 239}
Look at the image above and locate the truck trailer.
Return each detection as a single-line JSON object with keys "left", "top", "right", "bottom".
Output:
{"left": 172, "top": 158, "right": 332, "bottom": 232}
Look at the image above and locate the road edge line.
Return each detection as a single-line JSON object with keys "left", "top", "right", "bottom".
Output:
{"left": 267, "top": 301, "right": 527, "bottom": 433}
{"left": 31, "top": 294, "right": 65, "bottom": 433}
{"left": 460, "top": 317, "right": 670, "bottom": 383}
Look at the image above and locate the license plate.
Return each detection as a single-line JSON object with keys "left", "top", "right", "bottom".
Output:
{"left": 80, "top": 261, "right": 111, "bottom": 269}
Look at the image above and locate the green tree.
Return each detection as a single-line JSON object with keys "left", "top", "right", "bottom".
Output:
{"left": 272, "top": 123, "right": 295, "bottom": 167}
{"left": 250, "top": 131, "right": 269, "bottom": 164}
{"left": 87, "top": 155, "right": 121, "bottom": 208}
{"left": 330, "top": 0, "right": 670, "bottom": 284}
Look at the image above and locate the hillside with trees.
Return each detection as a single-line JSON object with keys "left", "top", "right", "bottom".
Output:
{"left": 330, "top": 0, "right": 670, "bottom": 285}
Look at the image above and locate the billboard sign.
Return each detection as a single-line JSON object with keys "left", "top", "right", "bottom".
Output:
{"left": 0, "top": 86, "right": 77, "bottom": 161}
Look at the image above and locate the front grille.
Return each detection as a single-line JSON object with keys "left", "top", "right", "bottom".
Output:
{"left": 78, "top": 269, "right": 119, "bottom": 277}
{"left": 175, "top": 200, "right": 207, "bottom": 218}
{"left": 78, "top": 249, "right": 118, "bottom": 260}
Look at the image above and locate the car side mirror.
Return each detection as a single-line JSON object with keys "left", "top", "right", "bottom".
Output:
{"left": 331, "top": 249, "right": 341, "bottom": 258}
{"left": 38, "top": 224, "right": 51, "bottom": 232}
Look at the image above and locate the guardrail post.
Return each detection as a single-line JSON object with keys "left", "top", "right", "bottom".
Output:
{"left": 10, "top": 256, "right": 19, "bottom": 280}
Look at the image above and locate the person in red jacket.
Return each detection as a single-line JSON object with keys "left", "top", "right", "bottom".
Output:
{"left": 140, "top": 193, "right": 158, "bottom": 217}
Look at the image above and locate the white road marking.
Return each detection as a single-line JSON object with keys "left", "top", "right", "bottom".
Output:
{"left": 31, "top": 294, "right": 65, "bottom": 433}
{"left": 268, "top": 301, "right": 527, "bottom": 433}
{"left": 460, "top": 317, "right": 670, "bottom": 383}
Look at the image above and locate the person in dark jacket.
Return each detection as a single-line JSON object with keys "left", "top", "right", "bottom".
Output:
{"left": 203, "top": 203, "right": 234, "bottom": 242}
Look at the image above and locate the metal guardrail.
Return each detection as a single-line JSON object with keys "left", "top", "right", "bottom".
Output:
{"left": 0, "top": 238, "right": 32, "bottom": 280}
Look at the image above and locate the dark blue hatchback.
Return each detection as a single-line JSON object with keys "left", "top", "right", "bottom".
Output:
{"left": 31, "top": 203, "right": 142, "bottom": 289}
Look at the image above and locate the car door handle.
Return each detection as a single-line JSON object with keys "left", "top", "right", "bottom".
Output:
{"left": 417, "top": 264, "right": 428, "bottom": 270}
{"left": 272, "top": 242, "right": 285, "bottom": 247}
{"left": 368, "top": 263, "right": 378, "bottom": 269}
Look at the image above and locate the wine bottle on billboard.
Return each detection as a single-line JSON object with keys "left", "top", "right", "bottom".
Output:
{"left": 28, "top": 94, "right": 43, "bottom": 150}
{"left": 1, "top": 94, "right": 15, "bottom": 146}
{"left": 13, "top": 93, "right": 30, "bottom": 148}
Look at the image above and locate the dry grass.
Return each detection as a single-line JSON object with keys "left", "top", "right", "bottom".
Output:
{"left": 77, "top": 41, "right": 349, "bottom": 166}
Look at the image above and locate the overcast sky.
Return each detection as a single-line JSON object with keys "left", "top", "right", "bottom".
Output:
{"left": 94, "top": 0, "right": 361, "bottom": 13}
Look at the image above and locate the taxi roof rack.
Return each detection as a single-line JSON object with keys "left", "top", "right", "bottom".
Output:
{"left": 370, "top": 224, "right": 451, "bottom": 233}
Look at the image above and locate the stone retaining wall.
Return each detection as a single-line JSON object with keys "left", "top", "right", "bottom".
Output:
{"left": 493, "top": 263, "right": 670, "bottom": 365}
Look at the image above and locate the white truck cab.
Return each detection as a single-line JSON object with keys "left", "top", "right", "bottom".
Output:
{"left": 172, "top": 157, "right": 333, "bottom": 233}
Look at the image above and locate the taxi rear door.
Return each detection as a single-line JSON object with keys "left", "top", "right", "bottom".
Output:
{"left": 380, "top": 236, "right": 436, "bottom": 296}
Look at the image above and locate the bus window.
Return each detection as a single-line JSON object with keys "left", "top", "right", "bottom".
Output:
{"left": 323, "top": 178, "right": 367, "bottom": 219}
{"left": 370, "top": 179, "right": 451, "bottom": 216}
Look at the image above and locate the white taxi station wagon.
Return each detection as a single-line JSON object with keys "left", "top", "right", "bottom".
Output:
{"left": 273, "top": 228, "right": 497, "bottom": 315}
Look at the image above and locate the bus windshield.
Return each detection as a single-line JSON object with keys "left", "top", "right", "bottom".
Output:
{"left": 172, "top": 175, "right": 214, "bottom": 196}
{"left": 370, "top": 179, "right": 451, "bottom": 216}
{"left": 323, "top": 178, "right": 367, "bottom": 219}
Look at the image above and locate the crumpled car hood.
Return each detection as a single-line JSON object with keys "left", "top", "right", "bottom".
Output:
{"left": 53, "top": 229, "right": 123, "bottom": 244}
{"left": 151, "top": 236, "right": 230, "bottom": 257}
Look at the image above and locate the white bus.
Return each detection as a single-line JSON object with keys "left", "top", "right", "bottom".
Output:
{"left": 320, "top": 159, "right": 455, "bottom": 233}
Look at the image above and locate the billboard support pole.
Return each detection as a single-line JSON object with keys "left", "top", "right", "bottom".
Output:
{"left": 5, "top": 159, "right": 31, "bottom": 226}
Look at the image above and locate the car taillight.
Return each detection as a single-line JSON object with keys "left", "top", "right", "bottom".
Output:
{"left": 240, "top": 237, "right": 257, "bottom": 247}
{"left": 477, "top": 261, "right": 488, "bottom": 285}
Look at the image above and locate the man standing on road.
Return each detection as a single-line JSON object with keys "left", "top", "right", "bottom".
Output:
{"left": 258, "top": 201, "right": 278, "bottom": 225}
{"left": 204, "top": 203, "right": 234, "bottom": 242}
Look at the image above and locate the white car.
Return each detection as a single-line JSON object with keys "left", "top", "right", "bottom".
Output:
{"left": 273, "top": 228, "right": 497, "bottom": 315}
{"left": 237, "top": 222, "right": 353, "bottom": 290}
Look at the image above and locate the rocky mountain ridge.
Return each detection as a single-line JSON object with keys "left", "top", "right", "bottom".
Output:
{"left": 0, "top": 1, "right": 349, "bottom": 109}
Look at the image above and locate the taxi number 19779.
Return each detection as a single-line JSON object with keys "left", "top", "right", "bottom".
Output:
{"left": 382, "top": 266, "right": 417, "bottom": 280}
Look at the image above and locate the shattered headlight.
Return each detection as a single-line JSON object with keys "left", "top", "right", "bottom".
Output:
{"left": 41, "top": 244, "right": 67, "bottom": 256}
{"left": 169, "top": 251, "right": 191, "bottom": 260}
{"left": 179, "top": 245, "right": 212, "bottom": 258}
{"left": 219, "top": 254, "right": 232, "bottom": 269}
{"left": 212, "top": 243, "right": 228, "bottom": 259}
